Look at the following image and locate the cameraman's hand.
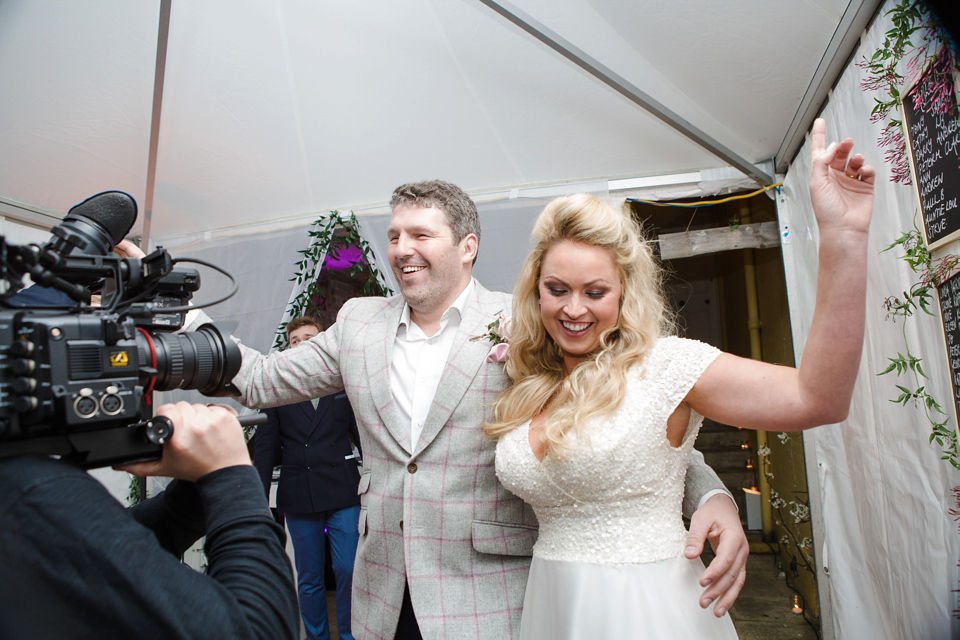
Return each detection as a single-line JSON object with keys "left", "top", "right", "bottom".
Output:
{"left": 117, "top": 402, "right": 251, "bottom": 482}
{"left": 113, "top": 239, "right": 146, "bottom": 260}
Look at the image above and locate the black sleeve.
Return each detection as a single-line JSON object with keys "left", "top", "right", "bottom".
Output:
{"left": 346, "top": 400, "right": 362, "bottom": 456}
{"left": 196, "top": 465, "right": 299, "bottom": 640}
{"left": 252, "top": 407, "right": 282, "bottom": 498}
{"left": 128, "top": 477, "right": 205, "bottom": 557}
{"left": 0, "top": 457, "right": 299, "bottom": 640}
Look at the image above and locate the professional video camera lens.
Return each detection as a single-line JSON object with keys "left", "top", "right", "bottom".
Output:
{"left": 137, "top": 323, "right": 241, "bottom": 395}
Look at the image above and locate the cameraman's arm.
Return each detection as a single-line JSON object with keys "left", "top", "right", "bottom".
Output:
{"left": 127, "top": 478, "right": 205, "bottom": 557}
{"left": 119, "top": 403, "right": 298, "bottom": 639}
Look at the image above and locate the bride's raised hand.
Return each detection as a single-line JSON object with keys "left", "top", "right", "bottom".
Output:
{"left": 808, "top": 117, "right": 875, "bottom": 236}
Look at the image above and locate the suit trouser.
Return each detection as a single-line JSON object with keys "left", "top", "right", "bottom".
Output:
{"left": 286, "top": 506, "right": 361, "bottom": 640}
{"left": 394, "top": 585, "right": 423, "bottom": 640}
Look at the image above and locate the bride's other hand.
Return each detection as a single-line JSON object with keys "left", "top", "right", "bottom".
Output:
{"left": 684, "top": 494, "right": 749, "bottom": 617}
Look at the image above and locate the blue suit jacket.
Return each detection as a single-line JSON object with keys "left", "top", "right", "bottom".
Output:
{"left": 253, "top": 391, "right": 361, "bottom": 514}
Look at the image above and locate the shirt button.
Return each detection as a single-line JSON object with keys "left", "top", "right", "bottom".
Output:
{"left": 407, "top": 463, "right": 418, "bottom": 474}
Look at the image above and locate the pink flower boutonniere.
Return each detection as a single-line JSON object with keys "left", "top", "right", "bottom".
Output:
{"left": 471, "top": 312, "right": 512, "bottom": 363}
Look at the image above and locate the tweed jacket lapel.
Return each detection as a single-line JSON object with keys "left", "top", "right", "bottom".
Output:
{"left": 363, "top": 296, "right": 410, "bottom": 453}
{"left": 413, "top": 284, "right": 506, "bottom": 456}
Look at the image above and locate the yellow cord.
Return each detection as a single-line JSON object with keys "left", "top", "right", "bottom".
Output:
{"left": 630, "top": 182, "right": 783, "bottom": 208}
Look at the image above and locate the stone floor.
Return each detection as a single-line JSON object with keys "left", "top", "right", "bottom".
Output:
{"left": 727, "top": 549, "right": 821, "bottom": 640}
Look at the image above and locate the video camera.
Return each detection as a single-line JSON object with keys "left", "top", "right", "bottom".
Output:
{"left": 0, "top": 191, "right": 241, "bottom": 468}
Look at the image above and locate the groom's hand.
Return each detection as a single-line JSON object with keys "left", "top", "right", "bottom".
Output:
{"left": 684, "top": 493, "right": 749, "bottom": 617}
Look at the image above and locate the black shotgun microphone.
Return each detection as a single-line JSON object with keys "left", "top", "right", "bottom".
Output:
{"left": 33, "top": 191, "right": 139, "bottom": 292}
{"left": 57, "top": 191, "right": 138, "bottom": 255}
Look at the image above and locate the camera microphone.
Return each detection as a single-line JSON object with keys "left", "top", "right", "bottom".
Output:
{"left": 48, "top": 191, "right": 137, "bottom": 258}
{"left": 67, "top": 191, "right": 137, "bottom": 245}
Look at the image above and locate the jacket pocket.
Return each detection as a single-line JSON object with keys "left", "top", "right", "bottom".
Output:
{"left": 357, "top": 470, "right": 371, "bottom": 495}
{"left": 472, "top": 520, "right": 537, "bottom": 557}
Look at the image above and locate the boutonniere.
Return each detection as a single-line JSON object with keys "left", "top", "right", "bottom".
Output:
{"left": 470, "top": 312, "right": 512, "bottom": 363}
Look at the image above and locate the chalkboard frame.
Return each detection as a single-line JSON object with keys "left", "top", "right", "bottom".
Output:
{"left": 901, "top": 54, "right": 960, "bottom": 251}
{"left": 935, "top": 268, "right": 960, "bottom": 444}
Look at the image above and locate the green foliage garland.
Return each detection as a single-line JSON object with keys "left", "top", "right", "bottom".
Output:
{"left": 881, "top": 226, "right": 960, "bottom": 468}
{"left": 861, "top": 0, "right": 960, "bottom": 468}
{"left": 275, "top": 210, "right": 392, "bottom": 350}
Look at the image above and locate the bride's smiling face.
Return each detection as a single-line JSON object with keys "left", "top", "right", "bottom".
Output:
{"left": 537, "top": 239, "right": 622, "bottom": 374}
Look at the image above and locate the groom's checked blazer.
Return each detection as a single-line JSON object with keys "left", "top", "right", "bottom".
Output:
{"left": 233, "top": 282, "right": 724, "bottom": 640}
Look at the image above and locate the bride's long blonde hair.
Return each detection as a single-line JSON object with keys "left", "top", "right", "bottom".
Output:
{"left": 485, "top": 194, "right": 672, "bottom": 457}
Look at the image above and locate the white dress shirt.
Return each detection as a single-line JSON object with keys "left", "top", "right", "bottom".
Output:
{"left": 390, "top": 279, "right": 475, "bottom": 450}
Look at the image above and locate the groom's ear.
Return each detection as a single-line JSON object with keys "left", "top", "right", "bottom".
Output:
{"left": 460, "top": 233, "right": 479, "bottom": 265}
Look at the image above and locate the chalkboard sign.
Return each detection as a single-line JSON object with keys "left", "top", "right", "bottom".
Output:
{"left": 936, "top": 271, "right": 960, "bottom": 432}
{"left": 902, "top": 58, "right": 960, "bottom": 250}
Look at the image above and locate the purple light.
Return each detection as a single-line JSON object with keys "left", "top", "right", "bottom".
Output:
{"left": 323, "top": 245, "right": 365, "bottom": 271}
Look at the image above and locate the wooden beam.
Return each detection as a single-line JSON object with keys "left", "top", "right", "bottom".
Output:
{"left": 657, "top": 221, "right": 780, "bottom": 260}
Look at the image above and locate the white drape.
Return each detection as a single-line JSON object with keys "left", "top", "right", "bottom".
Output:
{"left": 777, "top": 3, "right": 960, "bottom": 637}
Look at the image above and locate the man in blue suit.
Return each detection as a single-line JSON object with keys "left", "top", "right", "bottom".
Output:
{"left": 254, "top": 316, "right": 361, "bottom": 640}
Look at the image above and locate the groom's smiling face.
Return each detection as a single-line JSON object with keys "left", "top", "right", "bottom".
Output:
{"left": 387, "top": 204, "right": 476, "bottom": 317}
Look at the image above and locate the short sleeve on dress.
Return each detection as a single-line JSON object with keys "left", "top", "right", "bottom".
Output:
{"left": 643, "top": 336, "right": 722, "bottom": 415}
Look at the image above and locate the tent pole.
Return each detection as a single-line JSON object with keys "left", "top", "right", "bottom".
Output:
{"left": 476, "top": 0, "right": 775, "bottom": 187}
{"left": 142, "top": 0, "right": 172, "bottom": 251}
{"left": 774, "top": 0, "right": 883, "bottom": 172}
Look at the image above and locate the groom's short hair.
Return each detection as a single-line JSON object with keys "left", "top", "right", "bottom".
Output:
{"left": 389, "top": 180, "right": 481, "bottom": 258}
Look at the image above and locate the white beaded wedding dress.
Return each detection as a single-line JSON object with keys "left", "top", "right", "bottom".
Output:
{"left": 495, "top": 337, "right": 739, "bottom": 639}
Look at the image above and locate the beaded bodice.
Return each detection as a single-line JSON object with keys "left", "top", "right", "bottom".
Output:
{"left": 495, "top": 337, "right": 720, "bottom": 565}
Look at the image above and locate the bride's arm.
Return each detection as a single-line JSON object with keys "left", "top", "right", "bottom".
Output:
{"left": 687, "top": 118, "right": 874, "bottom": 430}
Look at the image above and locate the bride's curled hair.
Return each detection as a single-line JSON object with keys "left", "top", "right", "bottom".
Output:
{"left": 485, "top": 194, "right": 672, "bottom": 457}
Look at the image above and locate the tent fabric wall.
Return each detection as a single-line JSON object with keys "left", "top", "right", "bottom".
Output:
{"left": 0, "top": 217, "right": 55, "bottom": 246}
{"left": 777, "top": 3, "right": 960, "bottom": 637}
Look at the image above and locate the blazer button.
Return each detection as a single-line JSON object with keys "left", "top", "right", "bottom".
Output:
{"left": 400, "top": 520, "right": 404, "bottom": 530}
{"left": 407, "top": 463, "right": 417, "bottom": 474}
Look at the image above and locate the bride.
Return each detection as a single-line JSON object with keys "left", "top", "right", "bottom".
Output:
{"left": 486, "top": 118, "right": 873, "bottom": 639}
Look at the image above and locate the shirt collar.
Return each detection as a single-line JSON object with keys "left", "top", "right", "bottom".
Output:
{"left": 398, "top": 277, "right": 475, "bottom": 335}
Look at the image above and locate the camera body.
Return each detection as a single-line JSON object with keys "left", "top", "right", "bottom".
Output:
{"left": 0, "top": 192, "right": 240, "bottom": 468}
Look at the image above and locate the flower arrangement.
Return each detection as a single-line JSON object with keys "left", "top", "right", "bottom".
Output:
{"left": 471, "top": 312, "right": 512, "bottom": 362}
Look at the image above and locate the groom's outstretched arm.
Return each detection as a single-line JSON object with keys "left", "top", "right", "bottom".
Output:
{"left": 682, "top": 449, "right": 748, "bottom": 617}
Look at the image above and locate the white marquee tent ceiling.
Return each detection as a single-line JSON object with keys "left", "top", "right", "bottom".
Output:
{"left": 0, "top": 0, "right": 880, "bottom": 241}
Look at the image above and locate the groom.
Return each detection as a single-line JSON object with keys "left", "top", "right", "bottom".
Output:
{"left": 231, "top": 180, "right": 747, "bottom": 640}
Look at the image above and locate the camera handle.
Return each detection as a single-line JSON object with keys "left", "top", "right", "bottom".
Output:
{"left": 141, "top": 412, "right": 266, "bottom": 446}
{"left": 143, "top": 416, "right": 174, "bottom": 445}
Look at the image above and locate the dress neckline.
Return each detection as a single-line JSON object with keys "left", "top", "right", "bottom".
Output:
{"left": 523, "top": 420, "right": 547, "bottom": 464}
